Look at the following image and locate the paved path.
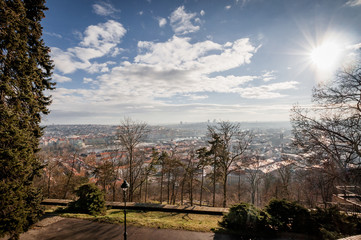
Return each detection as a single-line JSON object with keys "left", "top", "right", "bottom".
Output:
{"left": 8, "top": 216, "right": 238, "bottom": 240}
{"left": 3, "top": 216, "right": 360, "bottom": 240}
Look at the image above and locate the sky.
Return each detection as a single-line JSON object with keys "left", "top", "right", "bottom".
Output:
{"left": 41, "top": 0, "right": 361, "bottom": 125}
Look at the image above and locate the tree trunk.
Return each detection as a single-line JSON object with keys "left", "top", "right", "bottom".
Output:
{"left": 167, "top": 170, "right": 171, "bottom": 204}
{"left": 144, "top": 175, "right": 148, "bottom": 203}
{"left": 181, "top": 179, "right": 185, "bottom": 205}
{"left": 213, "top": 161, "right": 216, "bottom": 207}
{"left": 63, "top": 154, "right": 76, "bottom": 199}
{"left": 47, "top": 173, "right": 51, "bottom": 198}
{"left": 200, "top": 167, "right": 204, "bottom": 206}
{"left": 139, "top": 181, "right": 143, "bottom": 202}
{"left": 238, "top": 173, "right": 241, "bottom": 202}
{"left": 112, "top": 182, "right": 116, "bottom": 201}
{"left": 129, "top": 147, "right": 133, "bottom": 202}
{"left": 160, "top": 169, "right": 164, "bottom": 203}
{"left": 223, "top": 174, "right": 227, "bottom": 208}
{"left": 190, "top": 176, "right": 193, "bottom": 206}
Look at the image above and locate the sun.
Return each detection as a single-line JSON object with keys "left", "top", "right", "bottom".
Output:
{"left": 310, "top": 40, "right": 342, "bottom": 72}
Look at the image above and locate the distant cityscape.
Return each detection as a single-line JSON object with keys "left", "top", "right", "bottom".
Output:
{"left": 40, "top": 121, "right": 297, "bottom": 187}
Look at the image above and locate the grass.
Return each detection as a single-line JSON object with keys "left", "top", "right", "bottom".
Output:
{"left": 59, "top": 209, "right": 223, "bottom": 232}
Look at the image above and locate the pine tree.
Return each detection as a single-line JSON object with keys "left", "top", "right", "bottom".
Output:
{"left": 0, "top": 0, "right": 54, "bottom": 239}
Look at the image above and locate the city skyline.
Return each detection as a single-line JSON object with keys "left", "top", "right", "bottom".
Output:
{"left": 42, "top": 0, "right": 361, "bottom": 125}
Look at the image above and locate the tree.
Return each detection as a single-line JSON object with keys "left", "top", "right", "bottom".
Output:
{"left": 142, "top": 149, "right": 157, "bottom": 203}
{"left": 208, "top": 121, "right": 253, "bottom": 207}
{"left": 276, "top": 159, "right": 294, "bottom": 200}
{"left": 183, "top": 149, "right": 198, "bottom": 206}
{"left": 207, "top": 132, "right": 223, "bottom": 207}
{"left": 157, "top": 150, "right": 169, "bottom": 203}
{"left": 196, "top": 147, "right": 210, "bottom": 206}
{"left": 0, "top": 0, "right": 54, "bottom": 239}
{"left": 68, "top": 183, "right": 106, "bottom": 216}
{"left": 291, "top": 61, "right": 361, "bottom": 187}
{"left": 117, "top": 117, "right": 149, "bottom": 201}
{"left": 244, "top": 155, "right": 263, "bottom": 205}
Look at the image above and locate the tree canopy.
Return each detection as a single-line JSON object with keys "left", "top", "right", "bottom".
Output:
{"left": 0, "top": 0, "right": 54, "bottom": 239}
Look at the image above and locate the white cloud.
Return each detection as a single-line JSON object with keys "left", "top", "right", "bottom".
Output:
{"left": 87, "top": 61, "right": 115, "bottom": 74}
{"left": 169, "top": 6, "right": 200, "bottom": 35}
{"left": 348, "top": 42, "right": 361, "bottom": 50}
{"left": 135, "top": 36, "right": 257, "bottom": 75}
{"left": 51, "top": 20, "right": 126, "bottom": 74}
{"left": 93, "top": 2, "right": 120, "bottom": 16}
{"left": 51, "top": 47, "right": 90, "bottom": 74}
{"left": 261, "top": 70, "right": 277, "bottom": 82}
{"left": 200, "top": 10, "right": 205, "bottom": 16}
{"left": 81, "top": 20, "right": 126, "bottom": 48}
{"left": 51, "top": 36, "right": 259, "bottom": 111}
{"left": 345, "top": 0, "right": 361, "bottom": 6}
{"left": 238, "top": 81, "right": 299, "bottom": 99}
{"left": 157, "top": 17, "right": 167, "bottom": 27}
{"left": 44, "top": 32, "right": 62, "bottom": 38}
{"left": 53, "top": 73, "right": 72, "bottom": 83}
{"left": 225, "top": 5, "right": 231, "bottom": 10}
{"left": 49, "top": 27, "right": 298, "bottom": 124}
{"left": 83, "top": 77, "right": 94, "bottom": 84}
{"left": 184, "top": 94, "right": 208, "bottom": 100}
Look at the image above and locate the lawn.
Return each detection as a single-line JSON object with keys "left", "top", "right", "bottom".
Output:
{"left": 60, "top": 209, "right": 223, "bottom": 232}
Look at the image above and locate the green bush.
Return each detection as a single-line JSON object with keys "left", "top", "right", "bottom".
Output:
{"left": 265, "top": 199, "right": 316, "bottom": 234}
{"left": 68, "top": 183, "right": 106, "bottom": 216}
{"left": 219, "top": 202, "right": 271, "bottom": 235}
{"left": 312, "top": 207, "right": 361, "bottom": 239}
{"left": 220, "top": 199, "right": 361, "bottom": 239}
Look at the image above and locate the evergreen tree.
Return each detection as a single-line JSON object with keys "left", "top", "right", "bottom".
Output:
{"left": 0, "top": 0, "right": 54, "bottom": 239}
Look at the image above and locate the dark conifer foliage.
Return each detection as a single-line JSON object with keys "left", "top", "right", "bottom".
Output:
{"left": 0, "top": 0, "right": 54, "bottom": 238}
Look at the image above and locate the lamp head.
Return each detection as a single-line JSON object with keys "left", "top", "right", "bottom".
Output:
{"left": 121, "top": 180, "right": 129, "bottom": 191}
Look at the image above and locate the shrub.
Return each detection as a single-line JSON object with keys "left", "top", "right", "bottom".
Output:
{"left": 265, "top": 199, "right": 316, "bottom": 234}
{"left": 68, "top": 183, "right": 106, "bottom": 216}
{"left": 312, "top": 206, "right": 361, "bottom": 239}
{"left": 219, "top": 202, "right": 271, "bottom": 236}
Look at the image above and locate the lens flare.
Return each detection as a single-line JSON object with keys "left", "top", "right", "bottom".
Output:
{"left": 310, "top": 41, "right": 341, "bottom": 71}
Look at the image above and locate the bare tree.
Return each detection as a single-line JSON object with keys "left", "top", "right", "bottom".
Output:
{"left": 117, "top": 117, "right": 149, "bottom": 201}
{"left": 244, "top": 155, "right": 263, "bottom": 205}
{"left": 207, "top": 133, "right": 223, "bottom": 207}
{"left": 196, "top": 147, "right": 210, "bottom": 206}
{"left": 208, "top": 121, "right": 253, "bottom": 207}
{"left": 291, "top": 62, "right": 361, "bottom": 187}
{"left": 155, "top": 150, "right": 169, "bottom": 203}
{"left": 63, "top": 151, "right": 78, "bottom": 199}
{"left": 277, "top": 160, "right": 294, "bottom": 200}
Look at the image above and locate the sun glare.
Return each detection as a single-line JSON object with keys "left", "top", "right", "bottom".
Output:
{"left": 310, "top": 41, "right": 342, "bottom": 71}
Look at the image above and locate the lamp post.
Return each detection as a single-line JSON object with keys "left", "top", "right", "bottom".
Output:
{"left": 121, "top": 180, "right": 129, "bottom": 240}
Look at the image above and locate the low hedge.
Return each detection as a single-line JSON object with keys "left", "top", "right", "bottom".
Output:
{"left": 219, "top": 199, "right": 361, "bottom": 240}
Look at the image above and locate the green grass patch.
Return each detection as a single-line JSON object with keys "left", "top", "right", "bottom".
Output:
{"left": 61, "top": 209, "right": 222, "bottom": 232}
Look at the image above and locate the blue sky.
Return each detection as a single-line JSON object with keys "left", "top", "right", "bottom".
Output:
{"left": 42, "top": 0, "right": 361, "bottom": 125}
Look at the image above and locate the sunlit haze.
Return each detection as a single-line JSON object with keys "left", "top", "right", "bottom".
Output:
{"left": 41, "top": 0, "right": 361, "bottom": 125}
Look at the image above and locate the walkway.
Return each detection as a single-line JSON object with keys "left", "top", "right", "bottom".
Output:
{"left": 9, "top": 216, "right": 237, "bottom": 240}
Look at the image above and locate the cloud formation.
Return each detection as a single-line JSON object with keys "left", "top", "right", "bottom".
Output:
{"left": 51, "top": 20, "right": 126, "bottom": 74}
{"left": 93, "top": 2, "right": 120, "bottom": 16}
{"left": 49, "top": 5, "right": 300, "bottom": 124}
{"left": 53, "top": 73, "right": 72, "bottom": 83}
{"left": 345, "top": 0, "right": 361, "bottom": 6}
{"left": 157, "top": 17, "right": 167, "bottom": 27}
{"left": 169, "top": 6, "right": 201, "bottom": 35}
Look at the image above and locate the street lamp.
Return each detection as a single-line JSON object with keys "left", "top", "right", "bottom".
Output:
{"left": 121, "top": 180, "right": 129, "bottom": 240}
